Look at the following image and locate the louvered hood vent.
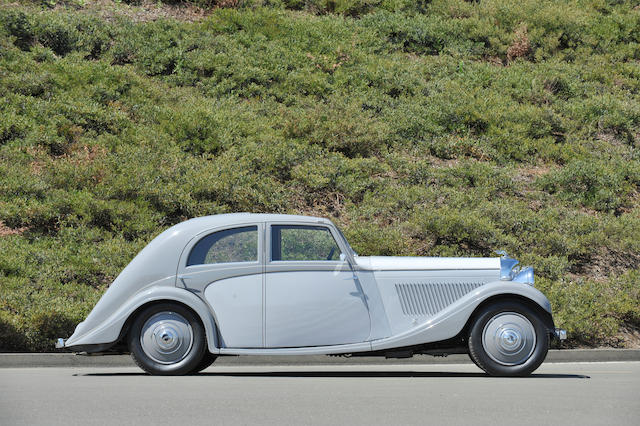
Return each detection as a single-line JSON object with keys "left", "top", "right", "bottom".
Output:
{"left": 395, "top": 282, "right": 484, "bottom": 316}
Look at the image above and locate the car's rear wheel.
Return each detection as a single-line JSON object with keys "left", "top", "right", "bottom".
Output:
{"left": 128, "top": 303, "right": 207, "bottom": 375}
{"left": 468, "top": 301, "right": 549, "bottom": 376}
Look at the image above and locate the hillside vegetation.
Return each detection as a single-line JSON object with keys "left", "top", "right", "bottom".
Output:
{"left": 0, "top": 0, "right": 639, "bottom": 351}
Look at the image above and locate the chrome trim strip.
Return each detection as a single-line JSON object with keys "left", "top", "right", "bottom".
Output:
{"left": 265, "top": 262, "right": 352, "bottom": 273}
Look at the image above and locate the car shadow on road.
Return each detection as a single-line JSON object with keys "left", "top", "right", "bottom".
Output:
{"left": 78, "top": 371, "right": 590, "bottom": 379}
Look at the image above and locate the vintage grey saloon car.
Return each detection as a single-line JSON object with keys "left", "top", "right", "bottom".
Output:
{"left": 57, "top": 213, "right": 566, "bottom": 376}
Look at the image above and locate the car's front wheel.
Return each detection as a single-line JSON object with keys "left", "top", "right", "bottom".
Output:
{"left": 128, "top": 303, "right": 207, "bottom": 375}
{"left": 468, "top": 301, "right": 549, "bottom": 376}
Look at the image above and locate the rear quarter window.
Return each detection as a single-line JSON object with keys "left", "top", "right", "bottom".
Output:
{"left": 187, "top": 226, "right": 258, "bottom": 266}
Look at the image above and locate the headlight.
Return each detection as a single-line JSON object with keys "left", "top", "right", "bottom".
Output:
{"left": 513, "top": 266, "right": 535, "bottom": 285}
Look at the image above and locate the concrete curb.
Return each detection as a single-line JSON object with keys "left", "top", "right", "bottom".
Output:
{"left": 1, "top": 349, "right": 639, "bottom": 368}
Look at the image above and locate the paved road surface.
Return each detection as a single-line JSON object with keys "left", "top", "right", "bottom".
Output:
{"left": 1, "top": 362, "right": 638, "bottom": 425}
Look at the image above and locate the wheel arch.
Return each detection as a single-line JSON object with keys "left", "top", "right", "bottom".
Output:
{"left": 460, "top": 293, "right": 556, "bottom": 340}
{"left": 118, "top": 298, "right": 219, "bottom": 353}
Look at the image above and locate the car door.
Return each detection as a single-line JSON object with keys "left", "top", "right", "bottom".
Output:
{"left": 265, "top": 223, "right": 371, "bottom": 348}
{"left": 177, "top": 224, "right": 263, "bottom": 348}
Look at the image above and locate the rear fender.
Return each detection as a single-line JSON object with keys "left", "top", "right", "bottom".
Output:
{"left": 65, "top": 286, "right": 219, "bottom": 353}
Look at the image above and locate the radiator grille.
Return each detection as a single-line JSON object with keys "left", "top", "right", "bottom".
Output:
{"left": 395, "top": 282, "right": 483, "bottom": 316}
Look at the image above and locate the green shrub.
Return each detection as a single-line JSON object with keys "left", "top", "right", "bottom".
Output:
{"left": 540, "top": 159, "right": 640, "bottom": 213}
{"left": 34, "top": 14, "right": 80, "bottom": 56}
{"left": 1, "top": 10, "right": 35, "bottom": 51}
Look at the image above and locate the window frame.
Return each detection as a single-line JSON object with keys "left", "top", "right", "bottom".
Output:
{"left": 267, "top": 223, "right": 344, "bottom": 263}
{"left": 184, "top": 224, "right": 262, "bottom": 269}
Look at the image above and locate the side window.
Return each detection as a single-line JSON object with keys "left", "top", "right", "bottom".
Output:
{"left": 271, "top": 225, "right": 342, "bottom": 261}
{"left": 187, "top": 226, "right": 258, "bottom": 266}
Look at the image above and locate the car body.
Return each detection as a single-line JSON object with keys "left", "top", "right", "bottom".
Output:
{"left": 57, "top": 213, "right": 566, "bottom": 376}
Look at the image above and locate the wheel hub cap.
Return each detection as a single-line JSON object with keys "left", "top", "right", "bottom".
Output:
{"left": 482, "top": 312, "right": 536, "bottom": 366}
{"left": 140, "top": 312, "right": 193, "bottom": 365}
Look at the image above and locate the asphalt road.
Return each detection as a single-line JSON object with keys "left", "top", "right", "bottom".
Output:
{"left": 1, "top": 362, "right": 638, "bottom": 426}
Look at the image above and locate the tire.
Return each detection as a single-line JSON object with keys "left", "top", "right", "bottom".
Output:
{"left": 189, "top": 352, "right": 218, "bottom": 374}
{"left": 128, "top": 303, "right": 207, "bottom": 376}
{"left": 467, "top": 351, "right": 482, "bottom": 369}
{"left": 468, "top": 300, "right": 549, "bottom": 377}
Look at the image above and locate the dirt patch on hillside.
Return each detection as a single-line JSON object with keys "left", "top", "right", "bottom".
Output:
{"left": 569, "top": 246, "right": 640, "bottom": 283}
{"left": 513, "top": 165, "right": 553, "bottom": 185}
{"left": 0, "top": 221, "right": 27, "bottom": 237}
{"left": 54, "top": 0, "right": 214, "bottom": 23}
{"left": 616, "top": 325, "right": 640, "bottom": 349}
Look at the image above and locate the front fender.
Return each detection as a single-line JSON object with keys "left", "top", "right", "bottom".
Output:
{"left": 371, "top": 281, "right": 553, "bottom": 351}
{"left": 65, "top": 286, "right": 220, "bottom": 353}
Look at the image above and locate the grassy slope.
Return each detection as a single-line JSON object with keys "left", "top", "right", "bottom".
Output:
{"left": 0, "top": 0, "right": 639, "bottom": 351}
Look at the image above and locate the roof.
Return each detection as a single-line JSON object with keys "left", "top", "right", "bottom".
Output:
{"left": 174, "top": 213, "right": 331, "bottom": 234}
{"left": 160, "top": 213, "right": 334, "bottom": 242}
